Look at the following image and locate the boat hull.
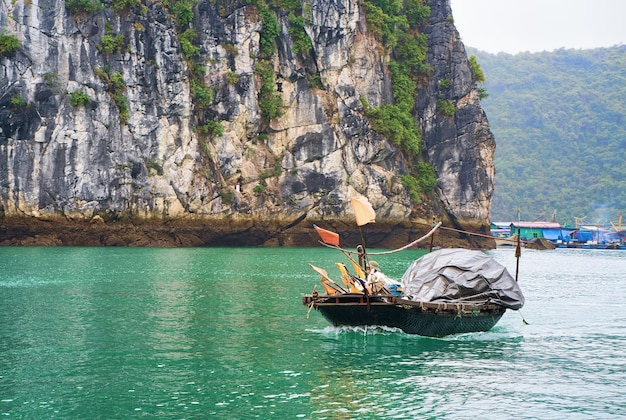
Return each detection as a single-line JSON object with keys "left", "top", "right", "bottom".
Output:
{"left": 303, "top": 294, "right": 506, "bottom": 337}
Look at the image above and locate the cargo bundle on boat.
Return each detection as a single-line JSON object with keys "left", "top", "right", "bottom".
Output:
{"left": 302, "top": 197, "right": 525, "bottom": 337}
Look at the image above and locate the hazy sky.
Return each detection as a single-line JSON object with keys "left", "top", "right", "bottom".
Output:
{"left": 450, "top": 0, "right": 626, "bottom": 54}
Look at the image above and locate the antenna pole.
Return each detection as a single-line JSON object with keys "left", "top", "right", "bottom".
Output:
{"left": 357, "top": 226, "right": 368, "bottom": 271}
{"left": 515, "top": 228, "right": 521, "bottom": 282}
{"left": 429, "top": 217, "right": 436, "bottom": 252}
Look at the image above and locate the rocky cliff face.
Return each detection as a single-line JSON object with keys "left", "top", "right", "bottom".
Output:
{"left": 0, "top": 0, "right": 495, "bottom": 247}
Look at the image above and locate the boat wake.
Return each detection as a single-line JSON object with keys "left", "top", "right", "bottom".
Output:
{"left": 307, "top": 325, "right": 405, "bottom": 336}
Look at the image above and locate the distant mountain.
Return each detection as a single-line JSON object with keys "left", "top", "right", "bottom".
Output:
{"left": 469, "top": 46, "right": 626, "bottom": 226}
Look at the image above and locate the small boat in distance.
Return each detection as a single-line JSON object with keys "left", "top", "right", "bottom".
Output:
{"left": 303, "top": 198, "right": 525, "bottom": 338}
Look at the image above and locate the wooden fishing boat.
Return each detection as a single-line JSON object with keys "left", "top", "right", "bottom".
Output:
{"left": 302, "top": 292, "right": 506, "bottom": 337}
{"left": 302, "top": 197, "right": 525, "bottom": 338}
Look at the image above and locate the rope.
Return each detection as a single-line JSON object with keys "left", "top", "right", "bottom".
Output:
{"left": 306, "top": 286, "right": 318, "bottom": 319}
{"left": 306, "top": 301, "right": 315, "bottom": 319}
{"left": 519, "top": 309, "right": 529, "bottom": 325}
{"left": 412, "top": 221, "right": 501, "bottom": 242}
{"left": 367, "top": 222, "right": 443, "bottom": 255}
{"left": 318, "top": 222, "right": 442, "bottom": 255}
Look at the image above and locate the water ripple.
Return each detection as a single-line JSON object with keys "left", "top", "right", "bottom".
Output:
{"left": 1, "top": 247, "right": 625, "bottom": 418}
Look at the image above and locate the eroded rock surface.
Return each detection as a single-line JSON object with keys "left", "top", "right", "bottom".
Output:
{"left": 0, "top": 0, "right": 495, "bottom": 248}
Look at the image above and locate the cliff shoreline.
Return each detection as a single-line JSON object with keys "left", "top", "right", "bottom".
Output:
{"left": 0, "top": 215, "right": 495, "bottom": 249}
{"left": 1, "top": 0, "right": 496, "bottom": 246}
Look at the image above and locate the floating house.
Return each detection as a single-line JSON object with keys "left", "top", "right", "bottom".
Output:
{"left": 509, "top": 222, "right": 569, "bottom": 243}
{"left": 491, "top": 219, "right": 624, "bottom": 249}
{"left": 572, "top": 226, "right": 622, "bottom": 246}
{"left": 490, "top": 222, "right": 511, "bottom": 238}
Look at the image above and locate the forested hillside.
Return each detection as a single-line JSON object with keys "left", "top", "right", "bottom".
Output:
{"left": 469, "top": 46, "right": 626, "bottom": 226}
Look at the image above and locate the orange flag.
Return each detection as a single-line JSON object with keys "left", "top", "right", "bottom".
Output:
{"left": 350, "top": 196, "right": 376, "bottom": 226}
{"left": 313, "top": 224, "right": 340, "bottom": 246}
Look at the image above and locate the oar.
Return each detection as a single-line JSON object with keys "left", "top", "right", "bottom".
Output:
{"left": 308, "top": 264, "right": 348, "bottom": 294}
{"left": 335, "top": 263, "right": 364, "bottom": 294}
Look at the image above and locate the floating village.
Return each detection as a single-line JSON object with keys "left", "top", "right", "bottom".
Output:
{"left": 491, "top": 213, "right": 626, "bottom": 249}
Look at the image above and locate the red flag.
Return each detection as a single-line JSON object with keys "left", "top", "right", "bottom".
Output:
{"left": 313, "top": 224, "right": 340, "bottom": 246}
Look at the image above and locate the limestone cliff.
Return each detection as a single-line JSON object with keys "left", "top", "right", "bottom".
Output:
{"left": 0, "top": 0, "right": 495, "bottom": 247}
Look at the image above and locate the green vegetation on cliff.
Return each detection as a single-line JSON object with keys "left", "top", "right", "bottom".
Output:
{"left": 361, "top": 0, "right": 436, "bottom": 201}
{"left": 469, "top": 46, "right": 626, "bottom": 225}
{"left": 0, "top": 32, "right": 21, "bottom": 56}
{"left": 361, "top": 0, "right": 430, "bottom": 159}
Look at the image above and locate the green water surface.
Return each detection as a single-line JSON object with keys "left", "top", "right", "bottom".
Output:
{"left": 1, "top": 246, "right": 625, "bottom": 418}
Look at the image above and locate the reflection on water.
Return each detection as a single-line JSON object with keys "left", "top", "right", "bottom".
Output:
{"left": 0, "top": 247, "right": 625, "bottom": 418}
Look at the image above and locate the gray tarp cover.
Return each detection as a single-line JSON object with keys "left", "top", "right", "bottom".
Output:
{"left": 401, "top": 248, "right": 525, "bottom": 309}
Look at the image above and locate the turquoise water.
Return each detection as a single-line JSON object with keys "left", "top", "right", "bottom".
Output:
{"left": 1, "top": 246, "right": 625, "bottom": 418}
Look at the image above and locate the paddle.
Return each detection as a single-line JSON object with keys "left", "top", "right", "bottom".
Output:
{"left": 308, "top": 264, "right": 348, "bottom": 294}
{"left": 335, "top": 263, "right": 364, "bottom": 294}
